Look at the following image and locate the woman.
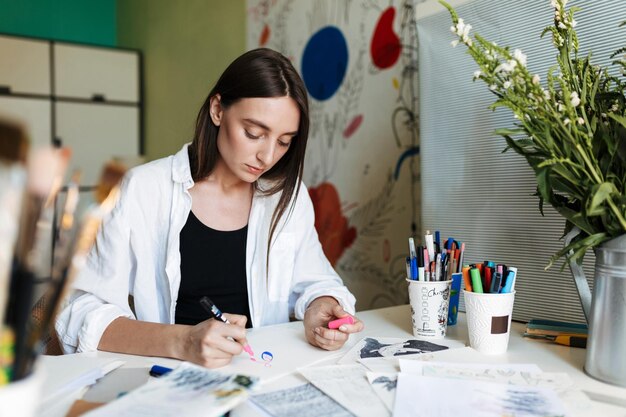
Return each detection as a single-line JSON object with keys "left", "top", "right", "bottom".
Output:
{"left": 56, "top": 48, "right": 364, "bottom": 368}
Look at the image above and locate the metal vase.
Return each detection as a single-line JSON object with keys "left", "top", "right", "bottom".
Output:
{"left": 585, "top": 234, "right": 626, "bottom": 386}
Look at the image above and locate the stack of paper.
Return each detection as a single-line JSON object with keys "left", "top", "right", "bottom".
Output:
{"left": 82, "top": 362, "right": 258, "bottom": 417}
{"left": 37, "top": 355, "right": 124, "bottom": 409}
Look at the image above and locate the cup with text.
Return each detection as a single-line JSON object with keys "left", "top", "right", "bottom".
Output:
{"left": 406, "top": 279, "right": 452, "bottom": 339}
{"left": 464, "top": 290, "right": 516, "bottom": 354}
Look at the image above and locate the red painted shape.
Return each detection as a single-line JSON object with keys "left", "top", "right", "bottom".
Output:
{"left": 370, "top": 7, "right": 401, "bottom": 70}
{"left": 343, "top": 114, "right": 363, "bottom": 138}
{"left": 259, "top": 24, "right": 270, "bottom": 46}
{"left": 309, "top": 183, "right": 357, "bottom": 266}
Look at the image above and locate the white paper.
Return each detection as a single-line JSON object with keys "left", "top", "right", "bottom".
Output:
{"left": 366, "top": 372, "right": 397, "bottom": 412}
{"left": 299, "top": 364, "right": 389, "bottom": 417}
{"left": 359, "top": 357, "right": 400, "bottom": 373}
{"left": 226, "top": 323, "right": 348, "bottom": 383}
{"left": 84, "top": 362, "right": 258, "bottom": 417}
{"left": 338, "top": 336, "right": 465, "bottom": 364}
{"left": 38, "top": 355, "right": 124, "bottom": 407}
{"left": 399, "top": 361, "right": 591, "bottom": 416}
{"left": 400, "top": 360, "right": 543, "bottom": 376}
{"left": 393, "top": 374, "right": 568, "bottom": 417}
{"left": 251, "top": 383, "right": 353, "bottom": 417}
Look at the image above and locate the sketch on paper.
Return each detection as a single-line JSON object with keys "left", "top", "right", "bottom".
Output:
{"left": 366, "top": 372, "right": 398, "bottom": 412}
{"left": 299, "top": 364, "right": 390, "bottom": 417}
{"left": 251, "top": 383, "right": 353, "bottom": 417}
{"left": 393, "top": 374, "right": 567, "bottom": 417}
{"left": 339, "top": 337, "right": 455, "bottom": 364}
{"left": 85, "top": 362, "right": 258, "bottom": 417}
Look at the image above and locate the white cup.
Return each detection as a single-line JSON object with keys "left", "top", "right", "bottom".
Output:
{"left": 464, "top": 290, "right": 516, "bottom": 354}
{"left": 407, "top": 278, "right": 452, "bottom": 339}
{"left": 0, "top": 367, "right": 44, "bottom": 417}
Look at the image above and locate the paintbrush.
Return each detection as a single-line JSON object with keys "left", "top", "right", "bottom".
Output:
{"left": 0, "top": 119, "right": 29, "bottom": 384}
{"left": 0, "top": 120, "right": 29, "bottom": 326}
{"left": 523, "top": 332, "right": 587, "bottom": 348}
{"left": 32, "top": 161, "right": 126, "bottom": 359}
{"left": 7, "top": 146, "right": 69, "bottom": 381}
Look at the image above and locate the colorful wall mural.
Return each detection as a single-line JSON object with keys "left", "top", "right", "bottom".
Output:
{"left": 247, "top": 0, "right": 423, "bottom": 309}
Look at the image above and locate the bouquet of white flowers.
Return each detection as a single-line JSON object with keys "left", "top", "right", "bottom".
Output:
{"left": 440, "top": 0, "right": 626, "bottom": 266}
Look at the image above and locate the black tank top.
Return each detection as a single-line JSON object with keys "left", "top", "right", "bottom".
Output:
{"left": 175, "top": 210, "right": 252, "bottom": 328}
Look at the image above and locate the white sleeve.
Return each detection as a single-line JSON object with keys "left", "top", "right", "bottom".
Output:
{"left": 290, "top": 184, "right": 356, "bottom": 319}
{"left": 54, "top": 176, "right": 137, "bottom": 353}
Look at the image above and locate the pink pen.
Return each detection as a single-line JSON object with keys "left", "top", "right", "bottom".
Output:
{"left": 328, "top": 316, "right": 355, "bottom": 329}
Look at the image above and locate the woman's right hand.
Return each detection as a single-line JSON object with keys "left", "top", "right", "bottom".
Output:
{"left": 181, "top": 313, "right": 249, "bottom": 368}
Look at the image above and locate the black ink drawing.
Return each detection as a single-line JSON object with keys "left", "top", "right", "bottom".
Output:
{"left": 358, "top": 337, "right": 448, "bottom": 358}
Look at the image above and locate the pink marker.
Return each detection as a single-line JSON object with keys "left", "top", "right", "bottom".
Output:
{"left": 243, "top": 344, "right": 255, "bottom": 357}
{"left": 328, "top": 316, "right": 355, "bottom": 329}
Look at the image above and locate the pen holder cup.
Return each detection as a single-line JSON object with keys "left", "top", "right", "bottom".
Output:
{"left": 407, "top": 278, "right": 452, "bottom": 340}
{"left": 464, "top": 290, "right": 516, "bottom": 355}
{"left": 0, "top": 366, "right": 44, "bottom": 417}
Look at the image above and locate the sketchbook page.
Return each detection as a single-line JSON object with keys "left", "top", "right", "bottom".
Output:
{"left": 227, "top": 323, "right": 348, "bottom": 383}
{"left": 83, "top": 362, "right": 258, "bottom": 417}
{"left": 393, "top": 374, "right": 568, "bottom": 417}
{"left": 299, "top": 364, "right": 389, "bottom": 417}
{"left": 399, "top": 359, "right": 542, "bottom": 376}
{"left": 366, "top": 372, "right": 397, "bottom": 413}
{"left": 250, "top": 383, "right": 353, "bottom": 417}
{"left": 338, "top": 336, "right": 465, "bottom": 364}
{"left": 38, "top": 355, "right": 125, "bottom": 405}
{"left": 359, "top": 357, "right": 400, "bottom": 373}
{"left": 409, "top": 363, "right": 592, "bottom": 417}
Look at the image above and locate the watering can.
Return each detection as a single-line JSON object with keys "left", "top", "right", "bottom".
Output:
{"left": 565, "top": 229, "right": 626, "bottom": 387}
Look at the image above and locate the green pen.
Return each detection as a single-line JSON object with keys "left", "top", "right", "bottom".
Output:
{"left": 470, "top": 268, "right": 483, "bottom": 293}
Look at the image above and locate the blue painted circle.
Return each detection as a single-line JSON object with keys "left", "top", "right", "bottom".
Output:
{"left": 301, "top": 26, "right": 348, "bottom": 101}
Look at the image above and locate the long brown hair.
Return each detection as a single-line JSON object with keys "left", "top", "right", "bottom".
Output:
{"left": 188, "top": 48, "right": 309, "bottom": 264}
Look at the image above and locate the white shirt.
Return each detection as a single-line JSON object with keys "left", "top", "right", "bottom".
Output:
{"left": 55, "top": 144, "right": 356, "bottom": 353}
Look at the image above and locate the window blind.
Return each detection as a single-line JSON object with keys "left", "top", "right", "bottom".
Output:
{"left": 417, "top": 0, "right": 626, "bottom": 323}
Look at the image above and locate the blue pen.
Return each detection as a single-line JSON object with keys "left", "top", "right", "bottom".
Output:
{"left": 149, "top": 365, "right": 173, "bottom": 377}
{"left": 410, "top": 257, "right": 418, "bottom": 280}
{"left": 434, "top": 231, "right": 440, "bottom": 253}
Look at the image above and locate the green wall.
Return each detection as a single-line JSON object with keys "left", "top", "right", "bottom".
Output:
{"left": 0, "top": 0, "right": 116, "bottom": 46}
{"left": 117, "top": 0, "right": 246, "bottom": 160}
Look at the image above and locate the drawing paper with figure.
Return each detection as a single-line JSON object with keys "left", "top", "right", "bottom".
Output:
{"left": 366, "top": 372, "right": 397, "bottom": 412}
{"left": 393, "top": 374, "right": 567, "bottom": 417}
{"left": 299, "top": 364, "right": 390, "bottom": 417}
{"left": 226, "top": 323, "right": 348, "bottom": 382}
{"left": 251, "top": 383, "right": 353, "bottom": 417}
{"left": 339, "top": 336, "right": 465, "bottom": 364}
{"left": 83, "top": 362, "right": 258, "bottom": 417}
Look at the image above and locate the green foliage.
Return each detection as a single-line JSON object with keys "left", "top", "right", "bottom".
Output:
{"left": 440, "top": 0, "right": 626, "bottom": 266}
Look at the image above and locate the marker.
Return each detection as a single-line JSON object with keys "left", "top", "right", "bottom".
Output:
{"left": 328, "top": 316, "right": 354, "bottom": 329}
{"left": 470, "top": 268, "right": 483, "bottom": 293}
{"left": 501, "top": 267, "right": 517, "bottom": 293}
{"left": 417, "top": 247, "right": 425, "bottom": 281}
{"left": 490, "top": 264, "right": 503, "bottom": 293}
{"left": 457, "top": 243, "right": 465, "bottom": 273}
{"left": 462, "top": 265, "right": 472, "bottom": 292}
{"left": 199, "top": 296, "right": 254, "bottom": 357}
{"left": 425, "top": 231, "right": 435, "bottom": 261}
{"left": 149, "top": 365, "right": 173, "bottom": 377}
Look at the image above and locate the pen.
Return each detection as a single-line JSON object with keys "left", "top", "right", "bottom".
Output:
{"left": 199, "top": 296, "right": 254, "bottom": 357}
{"left": 149, "top": 364, "right": 173, "bottom": 377}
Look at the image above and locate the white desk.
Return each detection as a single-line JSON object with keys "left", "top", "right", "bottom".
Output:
{"left": 39, "top": 305, "right": 626, "bottom": 417}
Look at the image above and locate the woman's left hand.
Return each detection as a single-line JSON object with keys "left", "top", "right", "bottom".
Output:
{"left": 304, "top": 296, "right": 364, "bottom": 351}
